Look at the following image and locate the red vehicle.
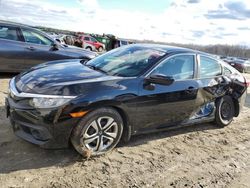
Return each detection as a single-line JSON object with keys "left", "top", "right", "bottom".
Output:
{"left": 79, "top": 35, "right": 105, "bottom": 52}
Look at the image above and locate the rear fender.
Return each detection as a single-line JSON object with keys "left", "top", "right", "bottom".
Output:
{"left": 227, "top": 75, "right": 248, "bottom": 117}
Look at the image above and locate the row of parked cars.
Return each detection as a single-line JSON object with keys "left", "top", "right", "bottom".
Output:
{"left": 221, "top": 56, "right": 250, "bottom": 73}
{"left": 0, "top": 21, "right": 99, "bottom": 72}
{"left": 0, "top": 20, "right": 136, "bottom": 73}
{"left": 49, "top": 34, "right": 106, "bottom": 52}
{"left": 49, "top": 32, "right": 134, "bottom": 53}
{"left": 1, "top": 20, "right": 250, "bottom": 75}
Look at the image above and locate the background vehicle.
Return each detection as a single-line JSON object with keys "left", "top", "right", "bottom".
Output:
{"left": 226, "top": 59, "right": 250, "bottom": 73}
{"left": 78, "top": 35, "right": 105, "bottom": 52}
{"left": 114, "top": 38, "right": 133, "bottom": 48}
{"left": 65, "top": 35, "right": 75, "bottom": 46}
{"left": 90, "top": 34, "right": 113, "bottom": 51}
{"left": 48, "top": 33, "right": 66, "bottom": 44}
{"left": 6, "top": 44, "right": 247, "bottom": 157}
{"left": 0, "top": 21, "right": 97, "bottom": 72}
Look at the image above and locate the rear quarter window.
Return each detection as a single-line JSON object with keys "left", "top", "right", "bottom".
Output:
{"left": 223, "top": 66, "right": 232, "bottom": 75}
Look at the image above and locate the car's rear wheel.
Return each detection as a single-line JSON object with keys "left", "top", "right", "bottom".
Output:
{"left": 71, "top": 108, "right": 123, "bottom": 157}
{"left": 215, "top": 96, "right": 235, "bottom": 127}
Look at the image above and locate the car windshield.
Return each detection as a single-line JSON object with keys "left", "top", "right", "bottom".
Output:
{"left": 91, "top": 37, "right": 97, "bottom": 42}
{"left": 85, "top": 46, "right": 166, "bottom": 77}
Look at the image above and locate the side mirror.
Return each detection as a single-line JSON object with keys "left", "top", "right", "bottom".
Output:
{"left": 50, "top": 42, "right": 59, "bottom": 51}
{"left": 146, "top": 74, "right": 174, "bottom": 86}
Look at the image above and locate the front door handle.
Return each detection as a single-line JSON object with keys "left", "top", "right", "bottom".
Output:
{"left": 26, "top": 46, "right": 35, "bottom": 51}
{"left": 187, "top": 86, "right": 196, "bottom": 91}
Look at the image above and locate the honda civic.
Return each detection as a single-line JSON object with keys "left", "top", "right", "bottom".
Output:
{"left": 6, "top": 44, "right": 248, "bottom": 156}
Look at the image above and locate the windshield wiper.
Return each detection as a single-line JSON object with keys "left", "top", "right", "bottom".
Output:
{"left": 85, "top": 64, "right": 108, "bottom": 75}
{"left": 93, "top": 66, "right": 108, "bottom": 74}
{"left": 85, "top": 64, "right": 95, "bottom": 69}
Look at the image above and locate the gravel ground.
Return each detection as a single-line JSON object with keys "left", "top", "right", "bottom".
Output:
{"left": 0, "top": 73, "right": 249, "bottom": 188}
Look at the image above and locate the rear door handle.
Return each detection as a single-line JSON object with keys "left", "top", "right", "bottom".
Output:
{"left": 26, "top": 46, "right": 36, "bottom": 51}
{"left": 186, "top": 86, "right": 197, "bottom": 93}
{"left": 187, "top": 86, "right": 196, "bottom": 91}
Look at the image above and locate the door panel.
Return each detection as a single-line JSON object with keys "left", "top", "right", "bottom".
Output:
{"left": 197, "top": 55, "right": 225, "bottom": 103}
{"left": 20, "top": 28, "right": 69, "bottom": 69}
{"left": 135, "top": 54, "right": 200, "bottom": 131}
{"left": 0, "top": 25, "right": 25, "bottom": 72}
{"left": 136, "top": 79, "right": 200, "bottom": 131}
{"left": 21, "top": 43, "right": 68, "bottom": 68}
{"left": 186, "top": 55, "right": 226, "bottom": 121}
{"left": 0, "top": 39, "right": 25, "bottom": 72}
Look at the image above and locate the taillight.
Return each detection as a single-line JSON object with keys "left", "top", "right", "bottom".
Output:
{"left": 243, "top": 76, "right": 249, "bottom": 87}
{"left": 244, "top": 79, "right": 250, "bottom": 87}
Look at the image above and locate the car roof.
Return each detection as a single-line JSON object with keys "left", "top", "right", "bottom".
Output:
{"left": 130, "top": 43, "right": 208, "bottom": 55}
{"left": 0, "top": 20, "right": 55, "bottom": 41}
{"left": 0, "top": 20, "right": 49, "bottom": 34}
{"left": 0, "top": 20, "right": 32, "bottom": 29}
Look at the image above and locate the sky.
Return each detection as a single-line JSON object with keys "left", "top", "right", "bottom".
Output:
{"left": 0, "top": 0, "right": 250, "bottom": 45}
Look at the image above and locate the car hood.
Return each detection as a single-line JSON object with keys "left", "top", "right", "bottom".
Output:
{"left": 61, "top": 45, "right": 98, "bottom": 59}
{"left": 15, "top": 60, "right": 119, "bottom": 95}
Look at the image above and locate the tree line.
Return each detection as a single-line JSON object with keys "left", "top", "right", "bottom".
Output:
{"left": 137, "top": 39, "right": 250, "bottom": 59}
{"left": 170, "top": 43, "right": 250, "bottom": 58}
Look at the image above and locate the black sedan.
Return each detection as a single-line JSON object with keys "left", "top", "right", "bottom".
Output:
{"left": 0, "top": 21, "right": 97, "bottom": 72}
{"left": 6, "top": 44, "right": 248, "bottom": 157}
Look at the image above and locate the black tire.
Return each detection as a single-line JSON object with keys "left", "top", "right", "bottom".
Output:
{"left": 71, "top": 108, "right": 123, "bottom": 157}
{"left": 98, "top": 46, "right": 104, "bottom": 52}
{"left": 215, "top": 96, "right": 235, "bottom": 127}
{"left": 86, "top": 46, "right": 92, "bottom": 51}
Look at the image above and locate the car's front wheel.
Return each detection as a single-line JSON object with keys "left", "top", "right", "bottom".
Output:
{"left": 71, "top": 108, "right": 123, "bottom": 157}
{"left": 215, "top": 96, "right": 235, "bottom": 127}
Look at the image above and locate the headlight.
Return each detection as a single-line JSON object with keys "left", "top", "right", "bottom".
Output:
{"left": 30, "top": 97, "right": 74, "bottom": 109}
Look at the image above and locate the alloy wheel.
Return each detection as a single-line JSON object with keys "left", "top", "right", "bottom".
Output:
{"left": 80, "top": 116, "right": 118, "bottom": 153}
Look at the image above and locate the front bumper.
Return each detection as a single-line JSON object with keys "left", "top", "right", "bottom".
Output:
{"left": 5, "top": 96, "right": 79, "bottom": 149}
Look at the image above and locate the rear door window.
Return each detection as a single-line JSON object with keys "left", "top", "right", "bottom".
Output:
{"left": 0, "top": 26, "right": 19, "bottom": 41}
{"left": 200, "top": 56, "right": 222, "bottom": 78}
{"left": 21, "top": 29, "right": 52, "bottom": 45}
{"left": 223, "top": 66, "right": 232, "bottom": 75}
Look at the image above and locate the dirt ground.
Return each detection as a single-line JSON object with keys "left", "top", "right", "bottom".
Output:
{"left": 0, "top": 73, "right": 250, "bottom": 188}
